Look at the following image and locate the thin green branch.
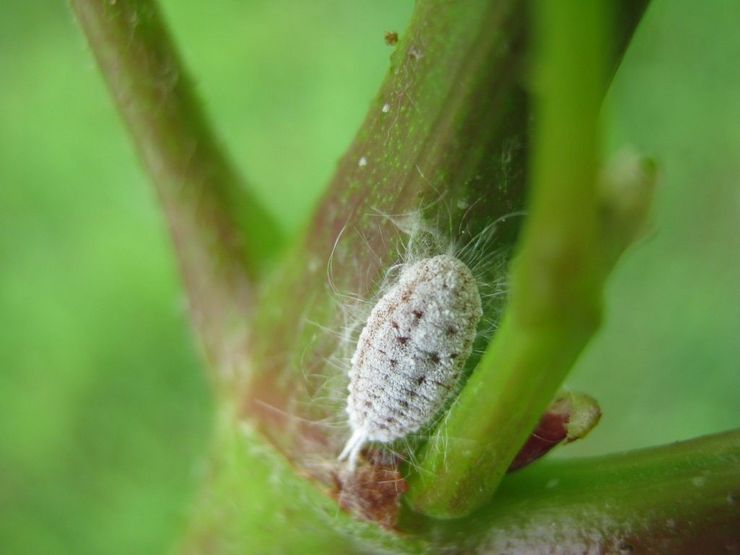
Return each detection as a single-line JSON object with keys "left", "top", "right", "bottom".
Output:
{"left": 406, "top": 151, "right": 656, "bottom": 516}
{"left": 406, "top": 2, "right": 653, "bottom": 518}
{"left": 70, "top": 0, "right": 282, "bottom": 381}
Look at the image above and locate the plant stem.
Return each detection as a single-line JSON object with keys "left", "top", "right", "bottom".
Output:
{"left": 239, "top": 0, "right": 651, "bottom": 522}
{"left": 403, "top": 429, "right": 740, "bottom": 553}
{"left": 70, "top": 0, "right": 282, "bottom": 383}
{"left": 406, "top": 1, "right": 617, "bottom": 517}
{"left": 182, "top": 400, "right": 739, "bottom": 553}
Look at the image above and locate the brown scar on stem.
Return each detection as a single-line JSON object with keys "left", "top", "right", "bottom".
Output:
{"left": 331, "top": 449, "right": 407, "bottom": 529}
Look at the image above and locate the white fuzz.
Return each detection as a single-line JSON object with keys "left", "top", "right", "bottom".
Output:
{"left": 339, "top": 254, "right": 482, "bottom": 468}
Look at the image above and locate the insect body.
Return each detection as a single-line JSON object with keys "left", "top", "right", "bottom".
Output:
{"left": 339, "top": 254, "right": 482, "bottom": 468}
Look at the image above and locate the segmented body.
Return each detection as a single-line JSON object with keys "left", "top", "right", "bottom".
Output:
{"left": 339, "top": 254, "right": 482, "bottom": 467}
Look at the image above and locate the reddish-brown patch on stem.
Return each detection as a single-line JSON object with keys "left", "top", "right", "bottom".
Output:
{"left": 332, "top": 449, "right": 408, "bottom": 529}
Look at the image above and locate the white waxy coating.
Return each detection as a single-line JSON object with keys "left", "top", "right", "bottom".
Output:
{"left": 339, "top": 254, "right": 482, "bottom": 467}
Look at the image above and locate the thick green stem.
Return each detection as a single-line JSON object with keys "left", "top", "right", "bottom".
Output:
{"left": 70, "top": 0, "right": 282, "bottom": 383}
{"left": 403, "top": 429, "right": 740, "bottom": 554}
{"left": 407, "top": 1, "right": 616, "bottom": 517}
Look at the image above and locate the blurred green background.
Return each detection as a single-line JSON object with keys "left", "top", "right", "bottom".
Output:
{"left": 0, "top": 1, "right": 737, "bottom": 554}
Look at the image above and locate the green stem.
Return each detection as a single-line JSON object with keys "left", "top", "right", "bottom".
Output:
{"left": 407, "top": 1, "right": 616, "bottom": 517}
{"left": 404, "top": 429, "right": 740, "bottom": 553}
{"left": 69, "top": 0, "right": 282, "bottom": 382}
{"left": 182, "top": 400, "right": 739, "bottom": 554}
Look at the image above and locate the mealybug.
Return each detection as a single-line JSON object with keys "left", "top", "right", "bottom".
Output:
{"left": 339, "top": 254, "right": 482, "bottom": 468}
